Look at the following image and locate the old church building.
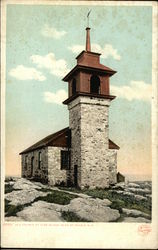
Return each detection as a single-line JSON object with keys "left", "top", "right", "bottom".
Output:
{"left": 20, "top": 26, "right": 120, "bottom": 189}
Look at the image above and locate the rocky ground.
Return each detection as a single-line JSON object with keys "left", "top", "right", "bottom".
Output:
{"left": 5, "top": 177, "right": 151, "bottom": 223}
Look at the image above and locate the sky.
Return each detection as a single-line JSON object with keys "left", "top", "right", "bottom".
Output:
{"left": 5, "top": 3, "right": 152, "bottom": 180}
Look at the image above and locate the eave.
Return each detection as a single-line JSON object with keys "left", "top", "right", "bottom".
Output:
{"left": 62, "top": 64, "right": 117, "bottom": 82}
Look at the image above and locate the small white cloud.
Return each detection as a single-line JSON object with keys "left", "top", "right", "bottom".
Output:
{"left": 111, "top": 81, "right": 151, "bottom": 102}
{"left": 68, "top": 45, "right": 84, "bottom": 54}
{"left": 68, "top": 43, "right": 121, "bottom": 61}
{"left": 9, "top": 65, "right": 46, "bottom": 81}
{"left": 41, "top": 24, "right": 67, "bottom": 39}
{"left": 98, "top": 44, "right": 121, "bottom": 60}
{"left": 44, "top": 89, "right": 67, "bottom": 105}
{"left": 30, "top": 53, "right": 69, "bottom": 78}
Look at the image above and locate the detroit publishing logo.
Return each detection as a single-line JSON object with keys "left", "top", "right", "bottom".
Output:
{"left": 138, "top": 224, "right": 152, "bottom": 236}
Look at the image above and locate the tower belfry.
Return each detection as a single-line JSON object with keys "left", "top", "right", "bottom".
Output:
{"left": 62, "top": 24, "right": 118, "bottom": 189}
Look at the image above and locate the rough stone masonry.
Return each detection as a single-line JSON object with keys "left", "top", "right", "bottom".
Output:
{"left": 68, "top": 96, "right": 117, "bottom": 189}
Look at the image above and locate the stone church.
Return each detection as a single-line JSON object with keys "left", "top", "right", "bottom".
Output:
{"left": 20, "top": 26, "right": 120, "bottom": 189}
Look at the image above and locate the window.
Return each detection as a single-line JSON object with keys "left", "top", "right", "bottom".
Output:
{"left": 38, "top": 152, "right": 42, "bottom": 169}
{"left": 90, "top": 75, "right": 100, "bottom": 94}
{"left": 24, "top": 155, "right": 28, "bottom": 170}
{"left": 72, "top": 78, "right": 76, "bottom": 95}
{"left": 61, "top": 150, "right": 69, "bottom": 170}
{"left": 31, "top": 156, "right": 34, "bottom": 176}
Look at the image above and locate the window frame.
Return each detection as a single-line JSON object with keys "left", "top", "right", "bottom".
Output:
{"left": 61, "top": 150, "right": 69, "bottom": 170}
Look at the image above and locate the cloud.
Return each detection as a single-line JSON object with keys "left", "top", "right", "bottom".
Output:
{"left": 41, "top": 24, "right": 67, "bottom": 39}
{"left": 94, "top": 44, "right": 121, "bottom": 60}
{"left": 111, "top": 81, "right": 151, "bottom": 102}
{"left": 68, "top": 43, "right": 121, "bottom": 60}
{"left": 30, "top": 53, "right": 69, "bottom": 77}
{"left": 68, "top": 45, "right": 84, "bottom": 54}
{"left": 44, "top": 89, "right": 67, "bottom": 105}
{"left": 9, "top": 65, "right": 46, "bottom": 81}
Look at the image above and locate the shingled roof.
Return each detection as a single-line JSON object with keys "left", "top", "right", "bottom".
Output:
{"left": 20, "top": 127, "right": 119, "bottom": 154}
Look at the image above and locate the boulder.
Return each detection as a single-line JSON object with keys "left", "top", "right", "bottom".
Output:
{"left": 5, "top": 216, "right": 25, "bottom": 221}
{"left": 134, "top": 194, "right": 147, "bottom": 202}
{"left": 122, "top": 208, "right": 151, "bottom": 219}
{"left": 16, "top": 201, "right": 64, "bottom": 222}
{"left": 122, "top": 217, "right": 150, "bottom": 223}
{"left": 128, "top": 183, "right": 140, "bottom": 188}
{"left": 126, "top": 187, "right": 151, "bottom": 195}
{"left": 112, "top": 182, "right": 126, "bottom": 189}
{"left": 62, "top": 197, "right": 120, "bottom": 222}
{"left": 123, "top": 191, "right": 135, "bottom": 197}
{"left": 13, "top": 178, "right": 44, "bottom": 190}
{"left": 5, "top": 189, "right": 49, "bottom": 206}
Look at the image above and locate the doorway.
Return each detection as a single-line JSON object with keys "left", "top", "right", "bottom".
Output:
{"left": 74, "top": 165, "right": 78, "bottom": 187}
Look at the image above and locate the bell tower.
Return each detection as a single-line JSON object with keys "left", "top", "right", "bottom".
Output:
{"left": 63, "top": 26, "right": 117, "bottom": 189}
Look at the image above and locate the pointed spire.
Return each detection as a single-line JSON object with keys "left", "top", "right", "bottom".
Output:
{"left": 85, "top": 10, "right": 91, "bottom": 52}
{"left": 86, "top": 27, "right": 91, "bottom": 52}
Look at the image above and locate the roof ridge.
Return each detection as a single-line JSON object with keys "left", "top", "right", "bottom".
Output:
{"left": 46, "top": 127, "right": 69, "bottom": 145}
{"left": 19, "top": 127, "right": 69, "bottom": 154}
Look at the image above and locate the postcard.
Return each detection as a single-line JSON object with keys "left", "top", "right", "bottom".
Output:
{"left": 1, "top": 0, "right": 158, "bottom": 248}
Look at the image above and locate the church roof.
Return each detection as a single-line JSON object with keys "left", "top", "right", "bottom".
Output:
{"left": 19, "top": 127, "right": 70, "bottom": 154}
{"left": 20, "top": 127, "right": 119, "bottom": 154}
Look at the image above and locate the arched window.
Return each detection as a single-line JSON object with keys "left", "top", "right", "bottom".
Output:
{"left": 90, "top": 75, "right": 100, "bottom": 94}
{"left": 72, "top": 78, "right": 76, "bottom": 95}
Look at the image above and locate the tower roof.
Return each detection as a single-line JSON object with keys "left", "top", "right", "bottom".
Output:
{"left": 63, "top": 27, "right": 116, "bottom": 82}
{"left": 62, "top": 56, "right": 116, "bottom": 82}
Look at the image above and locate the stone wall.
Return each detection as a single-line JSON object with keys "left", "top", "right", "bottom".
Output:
{"left": 68, "top": 95, "right": 112, "bottom": 189}
{"left": 21, "top": 147, "right": 48, "bottom": 183}
{"left": 47, "top": 146, "right": 68, "bottom": 186}
{"left": 108, "top": 149, "right": 117, "bottom": 185}
{"left": 68, "top": 100, "right": 82, "bottom": 187}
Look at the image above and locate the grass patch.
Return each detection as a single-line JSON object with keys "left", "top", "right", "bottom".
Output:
{"left": 83, "top": 189, "right": 151, "bottom": 215}
{"left": 5, "top": 199, "right": 32, "bottom": 217}
{"left": 110, "top": 199, "right": 125, "bottom": 213}
{"left": 35, "top": 187, "right": 53, "bottom": 192}
{"left": 61, "top": 211, "right": 91, "bottom": 222}
{"left": 5, "top": 184, "right": 15, "bottom": 194}
{"left": 34, "top": 190, "right": 78, "bottom": 205}
{"left": 61, "top": 187, "right": 151, "bottom": 215}
{"left": 58, "top": 187, "right": 82, "bottom": 193}
{"left": 5, "top": 184, "right": 21, "bottom": 194}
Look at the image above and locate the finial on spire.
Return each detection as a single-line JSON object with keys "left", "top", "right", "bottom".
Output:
{"left": 86, "top": 10, "right": 91, "bottom": 52}
{"left": 87, "top": 10, "right": 91, "bottom": 28}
